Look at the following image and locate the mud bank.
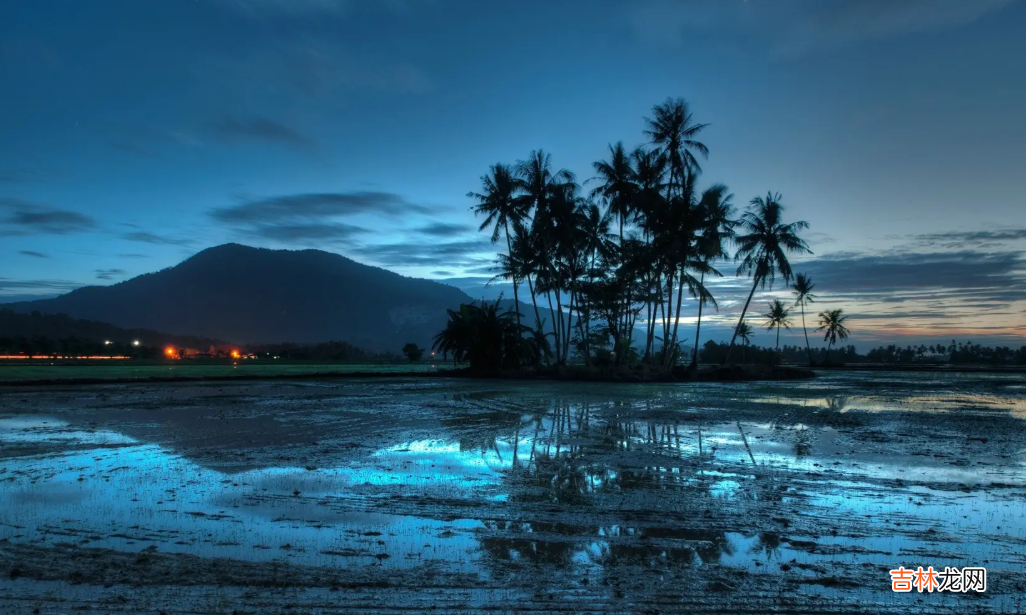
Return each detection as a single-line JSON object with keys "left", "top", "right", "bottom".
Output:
{"left": 1, "top": 371, "right": 1024, "bottom": 613}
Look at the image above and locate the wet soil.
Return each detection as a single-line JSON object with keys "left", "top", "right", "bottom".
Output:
{"left": 1, "top": 371, "right": 1024, "bottom": 613}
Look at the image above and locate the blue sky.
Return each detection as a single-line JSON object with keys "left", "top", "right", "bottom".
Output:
{"left": 2, "top": 0, "right": 1025, "bottom": 347}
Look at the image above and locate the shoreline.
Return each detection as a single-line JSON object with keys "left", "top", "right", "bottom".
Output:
{"left": 1, "top": 362, "right": 1023, "bottom": 388}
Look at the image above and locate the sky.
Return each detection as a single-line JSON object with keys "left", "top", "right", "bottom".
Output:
{"left": 2, "top": 0, "right": 1025, "bottom": 348}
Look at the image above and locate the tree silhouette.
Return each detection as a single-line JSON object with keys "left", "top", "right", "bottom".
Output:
{"left": 762, "top": 299, "right": 792, "bottom": 363}
{"left": 792, "top": 273, "right": 817, "bottom": 366}
{"left": 723, "top": 193, "right": 810, "bottom": 364}
{"left": 470, "top": 163, "right": 528, "bottom": 329}
{"left": 736, "top": 321, "right": 753, "bottom": 364}
{"left": 816, "top": 309, "right": 851, "bottom": 357}
{"left": 401, "top": 342, "right": 424, "bottom": 363}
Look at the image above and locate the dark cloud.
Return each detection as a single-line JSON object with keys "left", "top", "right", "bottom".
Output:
{"left": 0, "top": 198, "right": 96, "bottom": 235}
{"left": 94, "top": 269, "right": 127, "bottom": 280}
{"left": 244, "top": 222, "right": 367, "bottom": 241}
{"left": 911, "top": 228, "right": 1026, "bottom": 249}
{"left": 0, "top": 277, "right": 82, "bottom": 294}
{"left": 431, "top": 270, "right": 453, "bottom": 277}
{"left": 798, "top": 250, "right": 1026, "bottom": 305}
{"left": 212, "top": 192, "right": 434, "bottom": 224}
{"left": 349, "top": 239, "right": 493, "bottom": 268}
{"left": 417, "top": 222, "right": 474, "bottom": 238}
{"left": 117, "top": 253, "right": 152, "bottom": 259}
{"left": 208, "top": 116, "right": 317, "bottom": 152}
{"left": 122, "top": 231, "right": 194, "bottom": 246}
{"left": 18, "top": 250, "right": 48, "bottom": 258}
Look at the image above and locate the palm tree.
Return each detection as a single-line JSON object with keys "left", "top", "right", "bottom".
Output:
{"left": 516, "top": 150, "right": 577, "bottom": 363}
{"left": 723, "top": 193, "right": 811, "bottom": 364}
{"left": 469, "top": 163, "right": 527, "bottom": 328}
{"left": 763, "top": 299, "right": 792, "bottom": 363}
{"left": 590, "top": 142, "right": 637, "bottom": 243}
{"left": 644, "top": 97, "right": 709, "bottom": 198}
{"left": 791, "top": 273, "right": 817, "bottom": 366}
{"left": 736, "top": 321, "right": 753, "bottom": 364}
{"left": 817, "top": 309, "right": 851, "bottom": 360}
{"left": 691, "top": 185, "right": 735, "bottom": 367}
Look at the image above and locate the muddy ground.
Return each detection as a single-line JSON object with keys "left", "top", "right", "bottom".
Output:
{"left": 1, "top": 371, "right": 1024, "bottom": 613}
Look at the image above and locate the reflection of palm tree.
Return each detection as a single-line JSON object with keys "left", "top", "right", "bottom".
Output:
{"left": 792, "top": 273, "right": 817, "bottom": 366}
{"left": 724, "top": 193, "right": 811, "bottom": 364}
{"left": 470, "top": 163, "right": 528, "bottom": 329}
{"left": 816, "top": 309, "right": 851, "bottom": 358}
{"left": 762, "top": 299, "right": 792, "bottom": 362}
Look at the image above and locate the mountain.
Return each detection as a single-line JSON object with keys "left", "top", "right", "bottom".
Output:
{"left": 7, "top": 244, "right": 473, "bottom": 351}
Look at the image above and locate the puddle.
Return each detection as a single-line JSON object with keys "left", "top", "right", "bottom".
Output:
{"left": 2, "top": 372, "right": 1025, "bottom": 612}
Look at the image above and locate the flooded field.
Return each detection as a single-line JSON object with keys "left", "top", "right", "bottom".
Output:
{"left": 1, "top": 371, "right": 1025, "bottom": 613}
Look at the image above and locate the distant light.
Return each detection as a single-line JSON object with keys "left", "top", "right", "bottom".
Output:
{"left": 104, "top": 340, "right": 112, "bottom": 345}
{"left": 230, "top": 350, "right": 241, "bottom": 359}
{"left": 132, "top": 340, "right": 140, "bottom": 346}
{"left": 165, "top": 347, "right": 176, "bottom": 357}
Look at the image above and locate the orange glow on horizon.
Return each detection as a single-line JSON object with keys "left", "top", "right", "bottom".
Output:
{"left": 231, "top": 350, "right": 241, "bottom": 359}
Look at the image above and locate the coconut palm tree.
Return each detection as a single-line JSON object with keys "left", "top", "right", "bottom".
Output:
{"left": 644, "top": 97, "right": 709, "bottom": 198}
{"left": 469, "top": 163, "right": 528, "bottom": 328}
{"left": 736, "top": 321, "right": 753, "bottom": 364}
{"left": 691, "top": 185, "right": 735, "bottom": 367}
{"left": 791, "top": 273, "right": 817, "bottom": 366}
{"left": 723, "top": 193, "right": 811, "bottom": 364}
{"left": 817, "top": 309, "right": 851, "bottom": 359}
{"left": 763, "top": 299, "right": 792, "bottom": 363}
{"left": 590, "top": 142, "right": 637, "bottom": 243}
{"left": 516, "top": 150, "right": 576, "bottom": 363}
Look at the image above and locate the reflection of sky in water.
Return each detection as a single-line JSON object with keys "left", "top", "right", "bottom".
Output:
{"left": 0, "top": 419, "right": 482, "bottom": 570}
{"left": 2, "top": 370, "right": 1025, "bottom": 608}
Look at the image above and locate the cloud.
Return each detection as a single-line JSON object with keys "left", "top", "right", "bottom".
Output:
{"left": 0, "top": 198, "right": 96, "bottom": 236}
{"left": 794, "top": 250, "right": 1026, "bottom": 310}
{"left": 18, "top": 250, "right": 48, "bottom": 258}
{"left": 122, "top": 231, "right": 194, "bottom": 246}
{"left": 0, "top": 277, "right": 82, "bottom": 295}
{"left": 208, "top": 116, "right": 318, "bottom": 152}
{"left": 630, "top": 0, "right": 1021, "bottom": 56}
{"left": 417, "top": 222, "right": 474, "bottom": 238}
{"left": 349, "top": 239, "right": 494, "bottom": 268}
{"left": 213, "top": 192, "right": 433, "bottom": 225}
{"left": 910, "top": 228, "right": 1026, "bottom": 249}
{"left": 117, "top": 253, "right": 152, "bottom": 259}
{"left": 244, "top": 222, "right": 367, "bottom": 241}
{"left": 94, "top": 269, "right": 127, "bottom": 281}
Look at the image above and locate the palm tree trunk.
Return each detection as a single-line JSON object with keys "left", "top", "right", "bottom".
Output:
{"left": 723, "top": 274, "right": 762, "bottom": 365}
{"left": 526, "top": 275, "right": 543, "bottom": 334}
{"left": 504, "top": 225, "right": 522, "bottom": 331}
{"left": 661, "top": 270, "right": 673, "bottom": 360}
{"left": 691, "top": 270, "right": 705, "bottom": 368}
{"left": 775, "top": 326, "right": 780, "bottom": 365}
{"left": 545, "top": 289, "right": 558, "bottom": 364}
{"left": 667, "top": 261, "right": 688, "bottom": 368}
{"left": 801, "top": 303, "right": 812, "bottom": 366}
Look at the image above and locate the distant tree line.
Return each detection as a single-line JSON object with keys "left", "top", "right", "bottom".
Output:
{"left": 698, "top": 340, "right": 1026, "bottom": 366}
{"left": 249, "top": 341, "right": 401, "bottom": 363}
{"left": 863, "top": 341, "right": 1026, "bottom": 365}
{"left": 0, "top": 336, "right": 160, "bottom": 358}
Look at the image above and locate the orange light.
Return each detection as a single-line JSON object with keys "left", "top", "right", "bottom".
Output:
{"left": 165, "top": 347, "right": 176, "bottom": 357}
{"left": 231, "top": 350, "right": 241, "bottom": 359}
